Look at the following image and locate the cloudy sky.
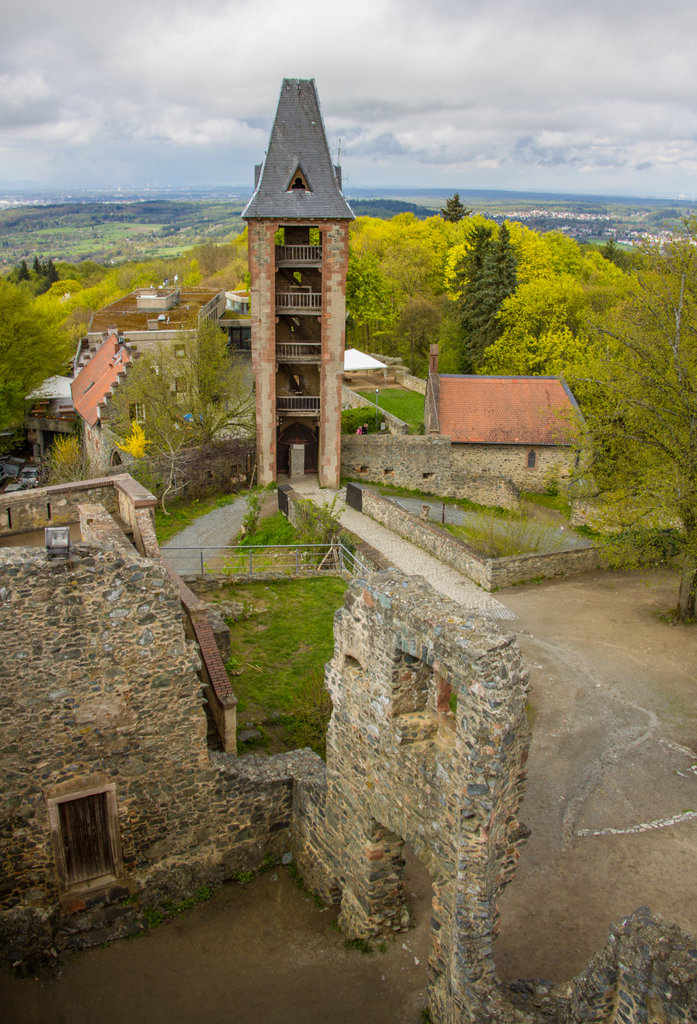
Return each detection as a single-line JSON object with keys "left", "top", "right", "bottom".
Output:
{"left": 2, "top": 0, "right": 696, "bottom": 198}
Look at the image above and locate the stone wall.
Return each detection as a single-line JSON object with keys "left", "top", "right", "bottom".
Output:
{"left": 510, "top": 908, "right": 697, "bottom": 1024}
{"left": 291, "top": 571, "right": 532, "bottom": 1023}
{"left": 340, "top": 385, "right": 409, "bottom": 434}
{"left": 0, "top": 530, "right": 326, "bottom": 963}
{"left": 1, "top": 477, "right": 119, "bottom": 536}
{"left": 450, "top": 441, "right": 574, "bottom": 493}
{"left": 358, "top": 486, "right": 599, "bottom": 590}
{"left": 0, "top": 473, "right": 157, "bottom": 549}
{"left": 341, "top": 433, "right": 521, "bottom": 509}
{"left": 395, "top": 371, "right": 427, "bottom": 394}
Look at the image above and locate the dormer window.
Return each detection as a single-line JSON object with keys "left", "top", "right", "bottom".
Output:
{"left": 287, "top": 166, "right": 311, "bottom": 192}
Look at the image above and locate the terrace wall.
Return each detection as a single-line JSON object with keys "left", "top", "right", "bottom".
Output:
{"left": 356, "top": 486, "right": 598, "bottom": 589}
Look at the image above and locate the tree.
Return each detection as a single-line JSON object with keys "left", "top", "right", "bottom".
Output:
{"left": 440, "top": 193, "right": 471, "bottom": 222}
{"left": 397, "top": 296, "right": 443, "bottom": 375}
{"left": 0, "top": 280, "right": 71, "bottom": 429}
{"left": 45, "top": 434, "right": 91, "bottom": 484}
{"left": 109, "top": 322, "right": 254, "bottom": 511}
{"left": 581, "top": 219, "right": 697, "bottom": 621}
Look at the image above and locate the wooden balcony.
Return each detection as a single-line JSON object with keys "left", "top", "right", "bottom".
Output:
{"left": 276, "top": 395, "right": 320, "bottom": 415}
{"left": 276, "top": 342, "right": 321, "bottom": 362}
{"left": 276, "top": 291, "right": 322, "bottom": 314}
{"left": 275, "top": 245, "right": 322, "bottom": 266}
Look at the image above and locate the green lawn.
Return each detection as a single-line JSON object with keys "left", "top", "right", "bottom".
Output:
{"left": 212, "top": 577, "right": 349, "bottom": 756}
{"left": 357, "top": 388, "right": 425, "bottom": 431}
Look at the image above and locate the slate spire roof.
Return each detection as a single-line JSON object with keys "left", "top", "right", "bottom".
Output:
{"left": 243, "top": 79, "right": 353, "bottom": 221}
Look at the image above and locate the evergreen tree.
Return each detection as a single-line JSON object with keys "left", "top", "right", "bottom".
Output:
{"left": 440, "top": 192, "right": 471, "bottom": 223}
{"left": 45, "top": 258, "right": 58, "bottom": 286}
{"left": 17, "top": 259, "right": 29, "bottom": 281}
{"left": 32, "top": 256, "right": 42, "bottom": 275}
{"left": 454, "top": 223, "right": 518, "bottom": 371}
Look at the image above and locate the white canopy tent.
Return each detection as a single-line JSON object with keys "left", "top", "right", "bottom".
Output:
{"left": 343, "top": 348, "right": 387, "bottom": 372}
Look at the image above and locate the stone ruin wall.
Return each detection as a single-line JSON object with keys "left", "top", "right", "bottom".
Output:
{"left": 0, "top": 534, "right": 312, "bottom": 962}
{"left": 0, "top": 517, "right": 695, "bottom": 1019}
{"left": 292, "top": 570, "right": 532, "bottom": 1023}
{"left": 291, "top": 571, "right": 697, "bottom": 1024}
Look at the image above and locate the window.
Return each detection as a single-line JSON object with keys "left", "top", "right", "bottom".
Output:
{"left": 175, "top": 346, "right": 185, "bottom": 358}
{"left": 46, "top": 781, "right": 123, "bottom": 892}
{"left": 527, "top": 449, "right": 536, "bottom": 469}
{"left": 129, "top": 403, "right": 146, "bottom": 423}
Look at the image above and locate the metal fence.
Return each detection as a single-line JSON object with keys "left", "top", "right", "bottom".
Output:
{"left": 163, "top": 541, "right": 369, "bottom": 579}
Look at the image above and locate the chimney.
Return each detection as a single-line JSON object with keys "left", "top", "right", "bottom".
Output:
{"left": 429, "top": 344, "right": 439, "bottom": 376}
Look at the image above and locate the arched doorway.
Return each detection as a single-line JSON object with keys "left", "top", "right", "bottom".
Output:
{"left": 277, "top": 422, "right": 318, "bottom": 475}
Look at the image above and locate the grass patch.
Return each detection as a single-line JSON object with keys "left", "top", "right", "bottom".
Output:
{"left": 154, "top": 491, "right": 244, "bottom": 544}
{"left": 223, "top": 577, "right": 348, "bottom": 755}
{"left": 287, "top": 861, "right": 325, "bottom": 908}
{"left": 445, "top": 517, "right": 568, "bottom": 558}
{"left": 357, "top": 388, "right": 425, "bottom": 432}
{"left": 520, "top": 490, "right": 571, "bottom": 516}
{"left": 357, "top": 480, "right": 508, "bottom": 518}
{"left": 344, "top": 937, "right": 374, "bottom": 955}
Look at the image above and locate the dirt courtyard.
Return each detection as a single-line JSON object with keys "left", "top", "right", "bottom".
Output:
{"left": 2, "top": 566, "right": 696, "bottom": 1021}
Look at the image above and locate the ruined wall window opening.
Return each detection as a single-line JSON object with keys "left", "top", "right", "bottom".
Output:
{"left": 526, "top": 449, "right": 536, "bottom": 469}
{"left": 47, "top": 782, "right": 123, "bottom": 892}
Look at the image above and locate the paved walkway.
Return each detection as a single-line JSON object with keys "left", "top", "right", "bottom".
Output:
{"left": 290, "top": 480, "right": 513, "bottom": 620}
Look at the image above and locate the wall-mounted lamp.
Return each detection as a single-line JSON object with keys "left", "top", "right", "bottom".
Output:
{"left": 45, "top": 525, "right": 70, "bottom": 559}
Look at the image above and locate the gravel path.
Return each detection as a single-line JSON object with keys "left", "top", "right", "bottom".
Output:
{"left": 160, "top": 495, "right": 249, "bottom": 575}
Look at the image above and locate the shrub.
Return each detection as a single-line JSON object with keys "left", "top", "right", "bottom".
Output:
{"left": 341, "top": 407, "right": 384, "bottom": 434}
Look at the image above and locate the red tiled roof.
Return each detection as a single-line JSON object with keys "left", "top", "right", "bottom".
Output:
{"left": 438, "top": 375, "right": 578, "bottom": 445}
{"left": 71, "top": 334, "right": 132, "bottom": 427}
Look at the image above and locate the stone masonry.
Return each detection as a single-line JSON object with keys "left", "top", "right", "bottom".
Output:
{"left": 291, "top": 570, "right": 532, "bottom": 1024}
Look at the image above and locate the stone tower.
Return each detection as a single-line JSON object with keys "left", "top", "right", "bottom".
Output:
{"left": 243, "top": 79, "right": 354, "bottom": 487}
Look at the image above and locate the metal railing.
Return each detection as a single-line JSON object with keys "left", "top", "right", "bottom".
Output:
{"left": 275, "top": 245, "right": 322, "bottom": 264}
{"left": 276, "top": 395, "right": 320, "bottom": 412}
{"left": 276, "top": 292, "right": 322, "bottom": 311}
{"left": 163, "top": 541, "right": 369, "bottom": 579}
{"left": 276, "top": 342, "right": 321, "bottom": 361}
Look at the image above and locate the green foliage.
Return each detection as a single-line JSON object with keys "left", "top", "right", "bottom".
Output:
{"left": 231, "top": 869, "right": 256, "bottom": 884}
{"left": 45, "top": 433, "right": 91, "bottom": 485}
{"left": 293, "top": 495, "right": 342, "bottom": 545}
{"left": 287, "top": 861, "right": 325, "bottom": 908}
{"left": 580, "top": 218, "right": 697, "bottom": 619}
{"left": 241, "top": 493, "right": 261, "bottom": 537}
{"left": 446, "top": 513, "right": 568, "bottom": 558}
{"left": 449, "top": 221, "right": 517, "bottom": 370}
{"left": 109, "top": 324, "right": 253, "bottom": 512}
{"left": 440, "top": 192, "right": 471, "bottom": 222}
{"left": 344, "top": 937, "right": 374, "bottom": 955}
{"left": 284, "top": 667, "right": 333, "bottom": 758}
{"left": 0, "top": 279, "right": 71, "bottom": 429}
{"left": 341, "top": 407, "right": 385, "bottom": 434}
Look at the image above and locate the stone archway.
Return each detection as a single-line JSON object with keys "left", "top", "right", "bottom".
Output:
{"left": 277, "top": 422, "right": 318, "bottom": 475}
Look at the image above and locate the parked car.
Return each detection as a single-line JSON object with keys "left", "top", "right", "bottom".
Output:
{"left": 18, "top": 465, "right": 41, "bottom": 488}
{"left": 2, "top": 479, "right": 24, "bottom": 493}
{"left": 0, "top": 457, "right": 24, "bottom": 479}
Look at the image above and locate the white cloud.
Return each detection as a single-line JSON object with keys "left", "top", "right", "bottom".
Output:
{"left": 1, "top": 0, "right": 697, "bottom": 194}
